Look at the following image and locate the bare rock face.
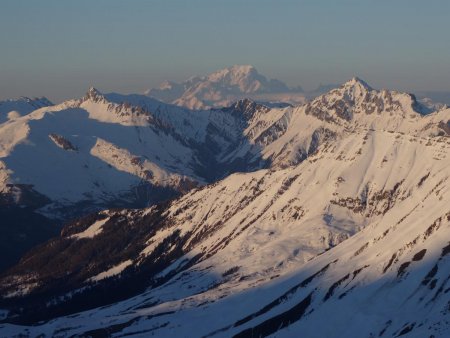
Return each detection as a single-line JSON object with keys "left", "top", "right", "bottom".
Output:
{"left": 83, "top": 87, "right": 105, "bottom": 103}
{"left": 438, "top": 120, "right": 450, "bottom": 135}
{"left": 49, "top": 134, "right": 78, "bottom": 151}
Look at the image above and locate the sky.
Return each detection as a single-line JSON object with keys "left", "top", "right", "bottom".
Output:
{"left": 1, "top": 0, "right": 450, "bottom": 102}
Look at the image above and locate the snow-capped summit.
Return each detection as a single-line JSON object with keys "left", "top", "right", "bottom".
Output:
{"left": 80, "top": 86, "right": 111, "bottom": 105}
{"left": 305, "top": 77, "right": 432, "bottom": 123}
{"left": 85, "top": 86, "right": 102, "bottom": 98}
{"left": 343, "top": 76, "right": 373, "bottom": 90}
{"left": 202, "top": 64, "right": 288, "bottom": 94}
{"left": 146, "top": 65, "right": 305, "bottom": 109}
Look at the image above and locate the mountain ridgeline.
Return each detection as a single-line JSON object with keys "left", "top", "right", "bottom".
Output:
{"left": 0, "top": 76, "right": 450, "bottom": 337}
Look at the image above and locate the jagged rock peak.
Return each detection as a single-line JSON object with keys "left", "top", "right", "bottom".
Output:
{"left": 222, "top": 98, "right": 270, "bottom": 120}
{"left": 230, "top": 97, "right": 262, "bottom": 109}
{"left": 87, "top": 86, "right": 101, "bottom": 96}
{"left": 84, "top": 87, "right": 105, "bottom": 102}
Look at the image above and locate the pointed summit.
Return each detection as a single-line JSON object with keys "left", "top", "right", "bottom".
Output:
{"left": 84, "top": 87, "right": 105, "bottom": 102}
{"left": 222, "top": 98, "right": 270, "bottom": 120}
{"left": 87, "top": 86, "right": 100, "bottom": 96}
{"left": 342, "top": 77, "right": 373, "bottom": 91}
{"left": 306, "top": 76, "right": 430, "bottom": 122}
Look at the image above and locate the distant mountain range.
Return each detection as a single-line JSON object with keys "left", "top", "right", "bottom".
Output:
{"left": 145, "top": 65, "right": 308, "bottom": 109}
{"left": 1, "top": 75, "right": 449, "bottom": 337}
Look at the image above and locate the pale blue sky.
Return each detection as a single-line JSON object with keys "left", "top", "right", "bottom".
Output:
{"left": 1, "top": 0, "right": 449, "bottom": 102}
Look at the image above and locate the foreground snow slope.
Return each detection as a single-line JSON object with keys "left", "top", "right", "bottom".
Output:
{"left": 1, "top": 79, "right": 449, "bottom": 336}
{"left": 11, "top": 156, "right": 445, "bottom": 338}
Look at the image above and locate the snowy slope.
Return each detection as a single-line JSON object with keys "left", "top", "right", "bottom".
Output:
{"left": 0, "top": 97, "right": 52, "bottom": 124}
{"left": 146, "top": 65, "right": 307, "bottom": 109}
{"left": 0, "top": 89, "right": 207, "bottom": 218}
{"left": 0, "top": 79, "right": 449, "bottom": 337}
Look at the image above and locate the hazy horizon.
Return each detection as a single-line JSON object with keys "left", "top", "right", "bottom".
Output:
{"left": 1, "top": 0, "right": 450, "bottom": 102}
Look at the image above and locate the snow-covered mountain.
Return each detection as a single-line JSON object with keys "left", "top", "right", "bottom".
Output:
{"left": 0, "top": 85, "right": 312, "bottom": 269}
{"left": 1, "top": 89, "right": 193, "bottom": 219}
{"left": 7, "top": 78, "right": 428, "bottom": 220}
{"left": 0, "top": 88, "right": 273, "bottom": 220}
{"left": 0, "top": 89, "right": 276, "bottom": 270}
{"left": 1, "top": 78, "right": 449, "bottom": 337}
{"left": 145, "top": 65, "right": 307, "bottom": 109}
